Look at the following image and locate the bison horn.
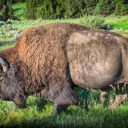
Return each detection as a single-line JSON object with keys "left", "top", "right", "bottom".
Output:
{"left": 0, "top": 57, "right": 9, "bottom": 72}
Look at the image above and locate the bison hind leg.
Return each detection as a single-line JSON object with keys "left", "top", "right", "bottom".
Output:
{"left": 108, "top": 83, "right": 128, "bottom": 110}
{"left": 108, "top": 94, "right": 127, "bottom": 110}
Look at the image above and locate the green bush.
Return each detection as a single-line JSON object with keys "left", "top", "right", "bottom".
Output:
{"left": 80, "top": 16, "right": 105, "bottom": 29}
{"left": 114, "top": 0, "right": 128, "bottom": 15}
{"left": 0, "top": 20, "right": 23, "bottom": 40}
{"left": 24, "top": 0, "right": 128, "bottom": 20}
{"left": 63, "top": 0, "right": 85, "bottom": 18}
{"left": 93, "top": 0, "right": 113, "bottom": 15}
{"left": 36, "top": 0, "right": 55, "bottom": 19}
{"left": 24, "top": 0, "right": 98, "bottom": 20}
{"left": 93, "top": 0, "right": 128, "bottom": 16}
{"left": 84, "top": 0, "right": 99, "bottom": 15}
{"left": 0, "top": 0, "right": 14, "bottom": 21}
{"left": 24, "top": 0, "right": 38, "bottom": 19}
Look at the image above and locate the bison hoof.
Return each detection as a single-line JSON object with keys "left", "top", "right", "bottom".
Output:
{"left": 53, "top": 104, "right": 67, "bottom": 114}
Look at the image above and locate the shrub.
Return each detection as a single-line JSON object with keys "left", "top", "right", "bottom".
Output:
{"left": 24, "top": 0, "right": 37, "bottom": 19}
{"left": 114, "top": 0, "right": 128, "bottom": 15}
{"left": 24, "top": 0, "right": 99, "bottom": 20}
{"left": 36, "top": 0, "right": 55, "bottom": 19}
{"left": 63, "top": 0, "right": 86, "bottom": 18}
{"left": 93, "top": 0, "right": 112, "bottom": 15}
{"left": 0, "top": 0, "right": 14, "bottom": 21}
{"left": 84, "top": 0, "right": 99, "bottom": 15}
{"left": 0, "top": 20, "right": 23, "bottom": 40}
{"left": 80, "top": 16, "right": 105, "bottom": 29}
{"left": 24, "top": 0, "right": 128, "bottom": 20}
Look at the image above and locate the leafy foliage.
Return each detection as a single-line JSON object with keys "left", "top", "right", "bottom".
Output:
{"left": 114, "top": 0, "right": 128, "bottom": 15}
{"left": 36, "top": 0, "right": 56, "bottom": 19}
{"left": 24, "top": 0, "right": 128, "bottom": 20}
{"left": 0, "top": 20, "right": 23, "bottom": 40}
{"left": 0, "top": 0, "right": 14, "bottom": 21}
{"left": 12, "top": 2, "right": 26, "bottom": 20}
{"left": 80, "top": 16, "right": 105, "bottom": 29}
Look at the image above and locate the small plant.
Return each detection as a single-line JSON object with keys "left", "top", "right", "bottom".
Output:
{"left": 80, "top": 15, "right": 105, "bottom": 29}
{"left": 0, "top": 20, "right": 23, "bottom": 40}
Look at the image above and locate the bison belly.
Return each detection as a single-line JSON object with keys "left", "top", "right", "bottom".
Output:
{"left": 67, "top": 32, "right": 123, "bottom": 90}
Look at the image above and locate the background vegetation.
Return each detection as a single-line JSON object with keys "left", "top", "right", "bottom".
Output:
{"left": 0, "top": 0, "right": 128, "bottom": 128}
{"left": 24, "top": 0, "right": 128, "bottom": 20}
{"left": 0, "top": 0, "right": 128, "bottom": 21}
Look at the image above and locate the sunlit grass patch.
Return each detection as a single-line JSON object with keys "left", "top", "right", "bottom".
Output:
{"left": 105, "top": 15, "right": 128, "bottom": 30}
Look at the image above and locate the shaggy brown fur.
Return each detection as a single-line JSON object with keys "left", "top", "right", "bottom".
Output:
{"left": 0, "top": 23, "right": 89, "bottom": 93}
{"left": 0, "top": 22, "right": 128, "bottom": 112}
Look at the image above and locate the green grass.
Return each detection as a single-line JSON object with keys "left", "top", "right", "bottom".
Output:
{"left": 9, "top": 17, "right": 128, "bottom": 38}
{"left": 10, "top": 15, "right": 128, "bottom": 38}
{"left": 0, "top": 41, "right": 15, "bottom": 50}
{"left": 105, "top": 15, "right": 128, "bottom": 30}
{"left": 0, "top": 95, "right": 128, "bottom": 128}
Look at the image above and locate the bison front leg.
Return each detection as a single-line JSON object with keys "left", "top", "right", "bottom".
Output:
{"left": 54, "top": 86, "right": 78, "bottom": 113}
{"left": 47, "top": 82, "right": 78, "bottom": 113}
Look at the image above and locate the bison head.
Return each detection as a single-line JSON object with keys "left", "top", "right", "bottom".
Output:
{"left": 0, "top": 57, "right": 28, "bottom": 108}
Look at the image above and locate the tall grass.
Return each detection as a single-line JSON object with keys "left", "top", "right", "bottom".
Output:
{"left": 0, "top": 93, "right": 128, "bottom": 128}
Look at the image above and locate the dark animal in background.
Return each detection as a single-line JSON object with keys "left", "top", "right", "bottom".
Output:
{"left": 0, "top": 22, "right": 128, "bottom": 113}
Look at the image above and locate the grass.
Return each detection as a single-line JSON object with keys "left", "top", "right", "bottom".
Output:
{"left": 4, "top": 16, "right": 128, "bottom": 39}
{"left": 9, "top": 16, "right": 128, "bottom": 38}
{"left": 0, "top": 40, "right": 15, "bottom": 50}
{"left": 105, "top": 15, "right": 128, "bottom": 37}
{"left": 105, "top": 15, "right": 128, "bottom": 30}
{"left": 11, "top": 19, "right": 81, "bottom": 30}
{"left": 0, "top": 94, "right": 128, "bottom": 128}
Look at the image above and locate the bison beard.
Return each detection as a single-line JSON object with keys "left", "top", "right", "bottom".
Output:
{"left": 0, "top": 22, "right": 128, "bottom": 113}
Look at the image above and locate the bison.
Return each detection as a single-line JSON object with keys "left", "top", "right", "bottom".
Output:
{"left": 0, "top": 22, "right": 128, "bottom": 113}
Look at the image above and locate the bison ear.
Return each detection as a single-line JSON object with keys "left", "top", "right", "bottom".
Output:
{"left": 0, "top": 57, "right": 9, "bottom": 72}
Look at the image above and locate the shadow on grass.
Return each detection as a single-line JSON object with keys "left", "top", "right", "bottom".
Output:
{"left": 26, "top": 96, "right": 49, "bottom": 111}
{"left": 0, "top": 40, "right": 15, "bottom": 45}
{"left": 1, "top": 106, "right": 128, "bottom": 128}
